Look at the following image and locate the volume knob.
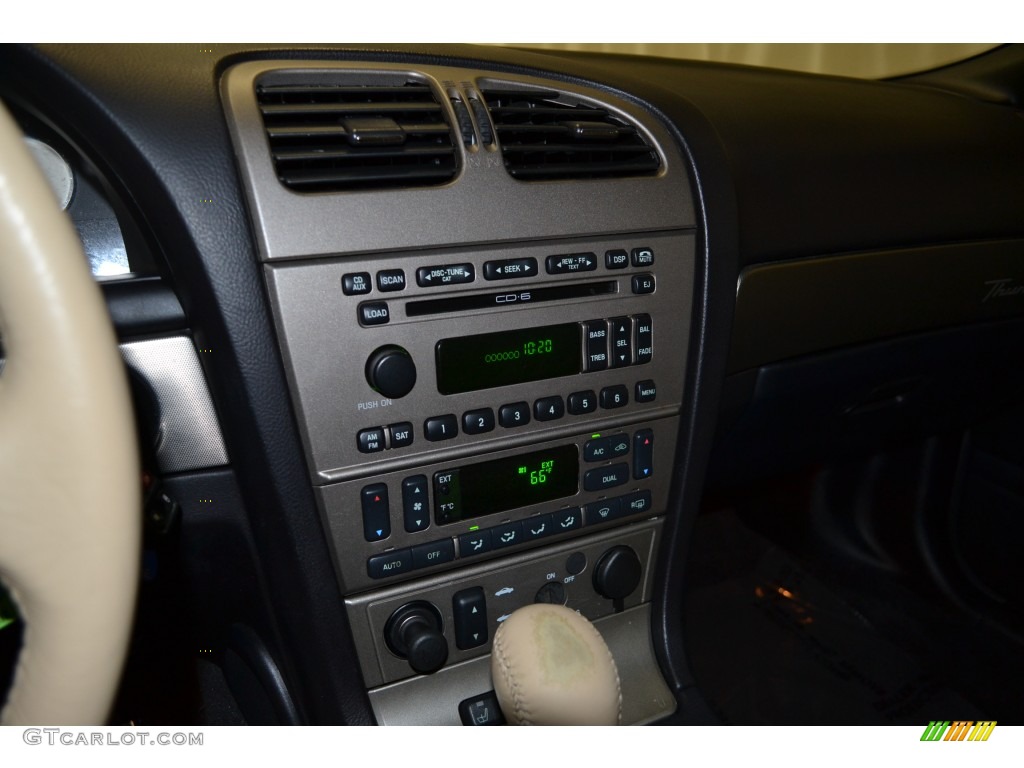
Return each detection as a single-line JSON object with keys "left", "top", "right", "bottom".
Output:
{"left": 366, "top": 345, "right": 417, "bottom": 399}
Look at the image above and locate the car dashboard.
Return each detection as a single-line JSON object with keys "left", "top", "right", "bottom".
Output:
{"left": 1, "top": 43, "right": 1023, "bottom": 726}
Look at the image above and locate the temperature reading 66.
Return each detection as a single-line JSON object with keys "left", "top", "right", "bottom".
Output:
{"left": 519, "top": 459, "right": 555, "bottom": 486}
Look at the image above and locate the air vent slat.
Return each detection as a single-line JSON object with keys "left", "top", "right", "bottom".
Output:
{"left": 483, "top": 87, "right": 660, "bottom": 182}
{"left": 507, "top": 160, "right": 664, "bottom": 180}
{"left": 488, "top": 106, "right": 609, "bottom": 120}
{"left": 275, "top": 146, "right": 455, "bottom": 162}
{"left": 500, "top": 144, "right": 652, "bottom": 155}
{"left": 260, "top": 102, "right": 444, "bottom": 116}
{"left": 266, "top": 123, "right": 450, "bottom": 139}
{"left": 257, "top": 80, "right": 457, "bottom": 192}
{"left": 278, "top": 165, "right": 457, "bottom": 189}
{"left": 259, "top": 84, "right": 434, "bottom": 97}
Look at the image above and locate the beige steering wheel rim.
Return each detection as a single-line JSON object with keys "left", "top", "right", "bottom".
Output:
{"left": 0, "top": 101, "right": 140, "bottom": 725}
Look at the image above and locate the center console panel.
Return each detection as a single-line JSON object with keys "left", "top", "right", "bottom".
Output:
{"left": 222, "top": 59, "right": 696, "bottom": 724}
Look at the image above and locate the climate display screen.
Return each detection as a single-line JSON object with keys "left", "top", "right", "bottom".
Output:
{"left": 434, "top": 445, "right": 579, "bottom": 525}
{"left": 435, "top": 323, "right": 581, "bottom": 394}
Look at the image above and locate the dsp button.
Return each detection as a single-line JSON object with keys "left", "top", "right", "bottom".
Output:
{"left": 605, "top": 249, "right": 629, "bottom": 269}
{"left": 484, "top": 258, "right": 538, "bottom": 280}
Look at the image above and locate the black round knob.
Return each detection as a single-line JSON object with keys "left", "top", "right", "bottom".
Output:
{"left": 365, "top": 345, "right": 417, "bottom": 399}
{"left": 593, "top": 545, "right": 642, "bottom": 601}
{"left": 384, "top": 602, "right": 448, "bottom": 675}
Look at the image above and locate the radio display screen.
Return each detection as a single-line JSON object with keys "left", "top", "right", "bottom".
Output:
{"left": 434, "top": 445, "right": 579, "bottom": 525}
{"left": 435, "top": 323, "right": 581, "bottom": 394}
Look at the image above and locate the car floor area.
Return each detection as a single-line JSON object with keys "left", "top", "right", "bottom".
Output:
{"left": 683, "top": 502, "right": 1024, "bottom": 725}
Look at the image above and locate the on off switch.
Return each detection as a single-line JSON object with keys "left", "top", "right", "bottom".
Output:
{"left": 365, "top": 345, "right": 417, "bottom": 399}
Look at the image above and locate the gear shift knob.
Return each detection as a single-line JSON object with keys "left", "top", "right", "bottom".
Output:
{"left": 490, "top": 603, "right": 621, "bottom": 725}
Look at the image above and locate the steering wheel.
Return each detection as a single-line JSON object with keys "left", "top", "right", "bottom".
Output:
{"left": 0, "top": 101, "right": 140, "bottom": 724}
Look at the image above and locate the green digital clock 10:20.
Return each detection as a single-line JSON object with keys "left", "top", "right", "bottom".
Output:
{"left": 436, "top": 323, "right": 581, "bottom": 394}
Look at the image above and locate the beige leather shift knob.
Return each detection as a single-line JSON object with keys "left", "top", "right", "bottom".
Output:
{"left": 491, "top": 603, "right": 621, "bottom": 725}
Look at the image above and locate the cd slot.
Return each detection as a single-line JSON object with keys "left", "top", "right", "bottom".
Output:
{"left": 405, "top": 280, "right": 618, "bottom": 317}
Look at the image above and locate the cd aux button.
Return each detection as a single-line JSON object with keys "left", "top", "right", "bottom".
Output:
{"left": 342, "top": 272, "right": 372, "bottom": 296}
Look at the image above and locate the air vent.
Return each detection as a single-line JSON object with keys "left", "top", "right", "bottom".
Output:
{"left": 256, "top": 81, "right": 458, "bottom": 192}
{"left": 482, "top": 88, "right": 661, "bottom": 181}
